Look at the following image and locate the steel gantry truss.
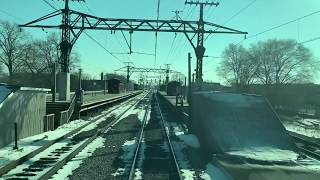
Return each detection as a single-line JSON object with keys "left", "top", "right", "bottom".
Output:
{"left": 115, "top": 63, "right": 177, "bottom": 85}
{"left": 19, "top": 0, "right": 247, "bottom": 99}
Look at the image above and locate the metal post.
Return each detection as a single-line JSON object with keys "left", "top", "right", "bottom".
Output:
{"left": 192, "top": 73, "right": 195, "bottom": 84}
{"left": 13, "top": 122, "right": 18, "bottom": 150}
{"left": 184, "top": 77, "right": 187, "bottom": 100}
{"left": 104, "top": 77, "right": 106, "bottom": 95}
{"left": 74, "top": 68, "right": 83, "bottom": 119}
{"left": 78, "top": 68, "right": 83, "bottom": 104}
{"left": 188, "top": 53, "right": 192, "bottom": 103}
{"left": 52, "top": 63, "right": 57, "bottom": 102}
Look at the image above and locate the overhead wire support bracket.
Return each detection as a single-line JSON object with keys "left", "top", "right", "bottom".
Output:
{"left": 20, "top": 0, "right": 247, "bottom": 89}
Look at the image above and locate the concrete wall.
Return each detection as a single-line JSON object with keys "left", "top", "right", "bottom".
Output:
{"left": 0, "top": 89, "right": 47, "bottom": 148}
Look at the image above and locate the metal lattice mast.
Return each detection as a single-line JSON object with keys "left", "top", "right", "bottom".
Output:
{"left": 20, "top": 0, "right": 247, "bottom": 99}
{"left": 61, "top": 0, "right": 71, "bottom": 72}
{"left": 185, "top": 0, "right": 219, "bottom": 85}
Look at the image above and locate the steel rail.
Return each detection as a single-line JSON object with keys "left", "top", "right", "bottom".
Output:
{"left": 155, "top": 94, "right": 183, "bottom": 180}
{"left": 1, "top": 92, "right": 147, "bottom": 179}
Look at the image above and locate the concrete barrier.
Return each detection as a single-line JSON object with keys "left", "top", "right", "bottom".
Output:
{"left": 191, "top": 91, "right": 298, "bottom": 153}
{"left": 0, "top": 86, "right": 49, "bottom": 148}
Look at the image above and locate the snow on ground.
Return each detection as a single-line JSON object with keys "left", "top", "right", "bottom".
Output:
{"left": 0, "top": 95, "right": 139, "bottom": 170}
{"left": 200, "top": 163, "right": 231, "bottom": 180}
{"left": 280, "top": 115, "right": 320, "bottom": 139}
{"left": 51, "top": 137, "right": 105, "bottom": 180}
{"left": 2, "top": 137, "right": 85, "bottom": 179}
{"left": 166, "top": 122, "right": 197, "bottom": 180}
{"left": 112, "top": 138, "right": 138, "bottom": 177}
{"left": 227, "top": 147, "right": 299, "bottom": 162}
{"left": 181, "top": 169, "right": 196, "bottom": 180}
{"left": 0, "top": 119, "right": 88, "bottom": 169}
{"left": 134, "top": 169, "right": 143, "bottom": 180}
{"left": 133, "top": 137, "right": 146, "bottom": 180}
{"left": 177, "top": 134, "right": 200, "bottom": 149}
{"left": 168, "top": 122, "right": 200, "bottom": 149}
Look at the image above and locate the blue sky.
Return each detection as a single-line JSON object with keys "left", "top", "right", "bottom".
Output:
{"left": 1, "top": 0, "right": 320, "bottom": 83}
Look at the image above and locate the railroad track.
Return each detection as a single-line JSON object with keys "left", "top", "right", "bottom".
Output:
{"left": 290, "top": 133, "right": 320, "bottom": 160}
{"left": 80, "top": 91, "right": 142, "bottom": 113}
{"left": 127, "top": 93, "right": 182, "bottom": 180}
{"left": 1, "top": 92, "right": 149, "bottom": 180}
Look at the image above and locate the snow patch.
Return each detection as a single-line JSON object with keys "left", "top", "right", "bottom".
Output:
{"left": 281, "top": 115, "right": 320, "bottom": 139}
{"left": 134, "top": 169, "right": 143, "bottom": 180}
{"left": 51, "top": 137, "right": 105, "bottom": 179}
{"left": 0, "top": 119, "right": 88, "bottom": 168}
{"left": 112, "top": 139, "right": 138, "bottom": 177}
{"left": 200, "top": 163, "right": 231, "bottom": 180}
{"left": 112, "top": 168, "right": 126, "bottom": 176}
{"left": 177, "top": 134, "right": 200, "bottom": 149}
{"left": 181, "top": 169, "right": 196, "bottom": 180}
{"left": 227, "top": 147, "right": 299, "bottom": 161}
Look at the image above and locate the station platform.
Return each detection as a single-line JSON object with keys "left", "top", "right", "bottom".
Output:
{"left": 158, "top": 91, "right": 189, "bottom": 108}
{"left": 81, "top": 91, "right": 135, "bottom": 106}
{"left": 46, "top": 91, "right": 139, "bottom": 104}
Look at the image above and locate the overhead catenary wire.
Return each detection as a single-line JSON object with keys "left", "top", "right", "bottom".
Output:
{"left": 42, "top": 0, "right": 58, "bottom": 11}
{"left": 0, "top": 9, "right": 24, "bottom": 23}
{"left": 84, "top": 32, "right": 124, "bottom": 64}
{"left": 205, "top": 0, "right": 222, "bottom": 20}
{"left": 164, "top": 6, "right": 196, "bottom": 65}
{"left": 71, "top": 2, "right": 126, "bottom": 65}
{"left": 205, "top": 0, "right": 257, "bottom": 41}
{"left": 237, "top": 9, "right": 320, "bottom": 45}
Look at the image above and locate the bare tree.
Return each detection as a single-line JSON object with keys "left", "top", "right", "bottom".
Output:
{"left": 33, "top": 33, "right": 60, "bottom": 74}
{"left": 217, "top": 44, "right": 258, "bottom": 89}
{"left": 0, "top": 21, "right": 26, "bottom": 77}
{"left": 252, "top": 39, "right": 314, "bottom": 85}
{"left": 21, "top": 33, "right": 80, "bottom": 74}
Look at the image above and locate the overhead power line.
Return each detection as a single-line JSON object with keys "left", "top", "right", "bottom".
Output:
{"left": 238, "top": 9, "right": 320, "bottom": 44}
{"left": 0, "top": 9, "right": 24, "bottom": 22}
{"left": 42, "top": 0, "right": 58, "bottom": 10}
{"left": 42, "top": 1, "right": 124, "bottom": 65}
{"left": 223, "top": 0, "right": 256, "bottom": 26}
{"left": 300, "top": 36, "right": 320, "bottom": 44}
{"left": 84, "top": 32, "right": 123, "bottom": 64}
{"left": 205, "top": 0, "right": 257, "bottom": 41}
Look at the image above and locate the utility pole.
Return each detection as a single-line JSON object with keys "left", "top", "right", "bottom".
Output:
{"left": 185, "top": 0, "right": 219, "bottom": 89}
{"left": 164, "top": 64, "right": 171, "bottom": 84}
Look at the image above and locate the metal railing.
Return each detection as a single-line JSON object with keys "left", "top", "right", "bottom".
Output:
{"left": 68, "top": 93, "right": 77, "bottom": 120}
{"left": 43, "top": 114, "right": 55, "bottom": 132}
{"left": 58, "top": 93, "right": 77, "bottom": 126}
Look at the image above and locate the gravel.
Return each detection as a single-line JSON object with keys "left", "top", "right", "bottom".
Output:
{"left": 68, "top": 113, "right": 142, "bottom": 180}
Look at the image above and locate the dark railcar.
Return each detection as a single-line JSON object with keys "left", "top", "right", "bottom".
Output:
{"left": 133, "top": 83, "right": 140, "bottom": 90}
{"left": 166, "top": 81, "right": 181, "bottom": 96}
{"left": 159, "top": 84, "right": 166, "bottom": 92}
{"left": 107, "top": 78, "right": 121, "bottom": 94}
